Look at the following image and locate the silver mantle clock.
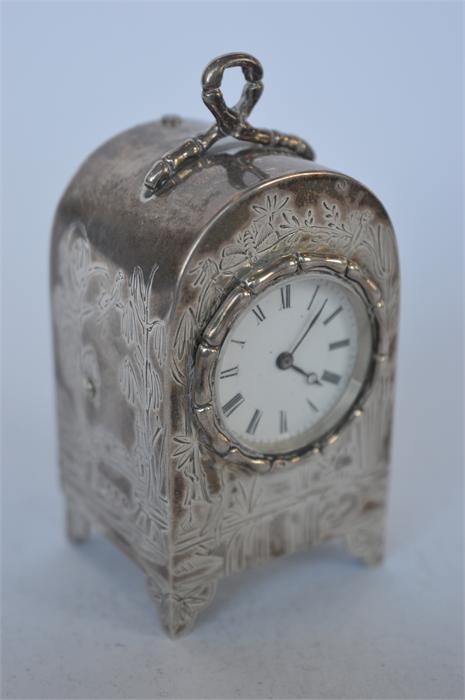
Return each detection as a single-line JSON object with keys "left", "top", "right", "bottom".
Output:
{"left": 51, "top": 53, "right": 399, "bottom": 636}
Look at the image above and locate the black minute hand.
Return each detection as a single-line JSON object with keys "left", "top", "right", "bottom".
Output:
{"left": 290, "top": 298, "right": 327, "bottom": 354}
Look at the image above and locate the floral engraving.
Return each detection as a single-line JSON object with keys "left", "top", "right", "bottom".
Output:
{"left": 53, "top": 222, "right": 169, "bottom": 595}
{"left": 168, "top": 184, "right": 398, "bottom": 630}
{"left": 53, "top": 178, "right": 398, "bottom": 636}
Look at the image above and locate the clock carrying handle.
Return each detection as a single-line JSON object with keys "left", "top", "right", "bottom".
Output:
{"left": 144, "top": 52, "right": 315, "bottom": 195}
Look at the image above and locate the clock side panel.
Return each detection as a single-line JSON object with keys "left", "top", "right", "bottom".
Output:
{"left": 167, "top": 171, "right": 399, "bottom": 632}
{"left": 50, "top": 219, "right": 173, "bottom": 621}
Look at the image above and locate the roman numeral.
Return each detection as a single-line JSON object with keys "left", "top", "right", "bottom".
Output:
{"left": 222, "top": 392, "right": 245, "bottom": 417}
{"left": 307, "top": 285, "right": 319, "bottom": 310}
{"left": 322, "top": 370, "right": 341, "bottom": 385}
{"left": 323, "top": 305, "right": 343, "bottom": 325}
{"left": 246, "top": 409, "right": 262, "bottom": 435}
{"left": 252, "top": 305, "right": 266, "bottom": 324}
{"left": 329, "top": 338, "right": 350, "bottom": 351}
{"left": 280, "top": 284, "right": 291, "bottom": 309}
{"left": 220, "top": 366, "right": 239, "bottom": 379}
{"left": 307, "top": 399, "right": 318, "bottom": 412}
{"left": 279, "top": 410, "right": 288, "bottom": 433}
{"left": 231, "top": 339, "right": 246, "bottom": 348}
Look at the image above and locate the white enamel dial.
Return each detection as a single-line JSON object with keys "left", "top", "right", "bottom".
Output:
{"left": 214, "top": 271, "right": 373, "bottom": 456}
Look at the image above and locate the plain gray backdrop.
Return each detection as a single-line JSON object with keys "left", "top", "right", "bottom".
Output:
{"left": 2, "top": 1, "right": 464, "bottom": 699}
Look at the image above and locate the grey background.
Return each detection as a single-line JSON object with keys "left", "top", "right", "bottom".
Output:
{"left": 2, "top": 1, "right": 463, "bottom": 699}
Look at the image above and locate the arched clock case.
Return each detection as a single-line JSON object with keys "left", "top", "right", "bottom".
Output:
{"left": 51, "top": 53, "right": 399, "bottom": 636}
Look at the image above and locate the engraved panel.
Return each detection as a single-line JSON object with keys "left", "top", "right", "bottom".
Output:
{"left": 52, "top": 222, "right": 170, "bottom": 603}
{"left": 168, "top": 176, "right": 399, "bottom": 633}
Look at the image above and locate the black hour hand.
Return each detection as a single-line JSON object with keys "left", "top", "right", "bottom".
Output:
{"left": 276, "top": 353, "right": 322, "bottom": 385}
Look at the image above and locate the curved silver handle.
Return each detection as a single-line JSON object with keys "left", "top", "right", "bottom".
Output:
{"left": 144, "top": 52, "right": 315, "bottom": 195}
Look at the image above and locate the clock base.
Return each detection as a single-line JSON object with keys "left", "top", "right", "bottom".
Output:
{"left": 64, "top": 489, "right": 387, "bottom": 638}
{"left": 66, "top": 501, "right": 91, "bottom": 545}
{"left": 345, "top": 502, "right": 386, "bottom": 566}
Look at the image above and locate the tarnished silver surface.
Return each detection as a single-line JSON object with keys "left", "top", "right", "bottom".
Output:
{"left": 51, "top": 53, "right": 399, "bottom": 637}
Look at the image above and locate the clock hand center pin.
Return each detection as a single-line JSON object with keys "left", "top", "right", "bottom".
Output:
{"left": 276, "top": 352, "right": 322, "bottom": 385}
{"left": 276, "top": 298, "right": 328, "bottom": 383}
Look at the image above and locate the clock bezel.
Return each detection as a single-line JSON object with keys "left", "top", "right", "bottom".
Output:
{"left": 193, "top": 252, "right": 386, "bottom": 472}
